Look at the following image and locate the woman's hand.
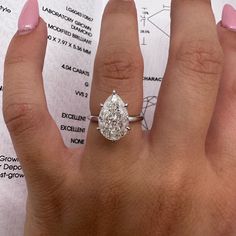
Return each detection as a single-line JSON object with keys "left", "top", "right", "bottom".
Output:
{"left": 3, "top": 0, "right": 236, "bottom": 235}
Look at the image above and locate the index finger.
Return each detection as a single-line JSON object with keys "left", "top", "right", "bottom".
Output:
{"left": 3, "top": 14, "right": 66, "bottom": 182}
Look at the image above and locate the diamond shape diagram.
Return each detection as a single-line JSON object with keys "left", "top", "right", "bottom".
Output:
{"left": 148, "top": 9, "right": 170, "bottom": 37}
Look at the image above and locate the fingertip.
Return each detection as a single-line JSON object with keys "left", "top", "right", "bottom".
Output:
{"left": 216, "top": 3, "right": 236, "bottom": 50}
{"left": 18, "top": 0, "right": 39, "bottom": 35}
{"left": 217, "top": 21, "right": 236, "bottom": 51}
{"left": 104, "top": 0, "right": 137, "bottom": 18}
{"left": 15, "top": 17, "right": 47, "bottom": 42}
{"left": 221, "top": 3, "right": 236, "bottom": 32}
{"left": 5, "top": 17, "right": 48, "bottom": 71}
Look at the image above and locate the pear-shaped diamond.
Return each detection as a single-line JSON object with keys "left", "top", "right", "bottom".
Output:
{"left": 98, "top": 91, "right": 129, "bottom": 141}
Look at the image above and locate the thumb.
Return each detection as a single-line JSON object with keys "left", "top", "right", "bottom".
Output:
{"left": 3, "top": 0, "right": 68, "bottom": 183}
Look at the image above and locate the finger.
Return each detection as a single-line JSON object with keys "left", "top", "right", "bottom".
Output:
{"left": 86, "top": 0, "right": 144, "bottom": 149}
{"left": 207, "top": 5, "right": 236, "bottom": 169}
{"left": 3, "top": 5, "right": 67, "bottom": 182}
{"left": 151, "top": 0, "right": 224, "bottom": 152}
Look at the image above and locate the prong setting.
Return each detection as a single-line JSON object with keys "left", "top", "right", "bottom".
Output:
{"left": 98, "top": 91, "right": 129, "bottom": 141}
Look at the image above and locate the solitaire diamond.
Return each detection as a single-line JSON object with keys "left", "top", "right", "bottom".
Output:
{"left": 98, "top": 91, "right": 130, "bottom": 141}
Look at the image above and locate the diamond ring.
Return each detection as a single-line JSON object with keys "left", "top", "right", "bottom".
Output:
{"left": 89, "top": 90, "right": 143, "bottom": 141}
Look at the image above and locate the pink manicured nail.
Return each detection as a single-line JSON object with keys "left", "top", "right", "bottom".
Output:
{"left": 222, "top": 4, "right": 236, "bottom": 31}
{"left": 18, "top": 0, "right": 39, "bottom": 35}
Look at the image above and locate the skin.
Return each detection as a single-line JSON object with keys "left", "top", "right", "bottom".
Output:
{"left": 2, "top": 0, "right": 236, "bottom": 235}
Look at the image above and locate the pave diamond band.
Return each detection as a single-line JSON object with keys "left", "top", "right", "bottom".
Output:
{"left": 89, "top": 91, "right": 143, "bottom": 141}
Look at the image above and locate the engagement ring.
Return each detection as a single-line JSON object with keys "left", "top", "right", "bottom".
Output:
{"left": 89, "top": 90, "right": 143, "bottom": 141}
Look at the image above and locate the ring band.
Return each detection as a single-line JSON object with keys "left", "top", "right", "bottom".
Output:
{"left": 89, "top": 90, "right": 143, "bottom": 141}
{"left": 89, "top": 116, "right": 143, "bottom": 123}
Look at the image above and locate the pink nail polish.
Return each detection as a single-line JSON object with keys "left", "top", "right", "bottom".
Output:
{"left": 18, "top": 0, "right": 39, "bottom": 35}
{"left": 222, "top": 4, "right": 236, "bottom": 31}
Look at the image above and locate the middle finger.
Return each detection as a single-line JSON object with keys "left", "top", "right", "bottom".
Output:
{"left": 151, "top": 0, "right": 224, "bottom": 153}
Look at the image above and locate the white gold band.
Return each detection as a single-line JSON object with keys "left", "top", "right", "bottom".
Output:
{"left": 89, "top": 116, "right": 143, "bottom": 123}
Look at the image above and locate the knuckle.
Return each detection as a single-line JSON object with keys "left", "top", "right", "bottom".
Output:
{"left": 3, "top": 102, "right": 45, "bottom": 137}
{"left": 100, "top": 182, "right": 124, "bottom": 214}
{"left": 5, "top": 54, "right": 27, "bottom": 67}
{"left": 95, "top": 50, "right": 143, "bottom": 93}
{"left": 148, "top": 168, "right": 198, "bottom": 230}
{"left": 96, "top": 171, "right": 133, "bottom": 216}
{"left": 5, "top": 52, "right": 42, "bottom": 72}
{"left": 175, "top": 40, "right": 224, "bottom": 83}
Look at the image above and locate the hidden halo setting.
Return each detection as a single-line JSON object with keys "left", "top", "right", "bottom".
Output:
{"left": 89, "top": 91, "right": 143, "bottom": 142}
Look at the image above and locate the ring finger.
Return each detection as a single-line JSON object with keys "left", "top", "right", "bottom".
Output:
{"left": 86, "top": 0, "right": 144, "bottom": 150}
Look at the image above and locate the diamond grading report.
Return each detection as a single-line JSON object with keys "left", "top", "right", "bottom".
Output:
{"left": 0, "top": 0, "right": 233, "bottom": 235}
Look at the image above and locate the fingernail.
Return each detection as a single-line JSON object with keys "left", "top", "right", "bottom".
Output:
{"left": 18, "top": 0, "right": 39, "bottom": 35}
{"left": 222, "top": 4, "right": 236, "bottom": 32}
